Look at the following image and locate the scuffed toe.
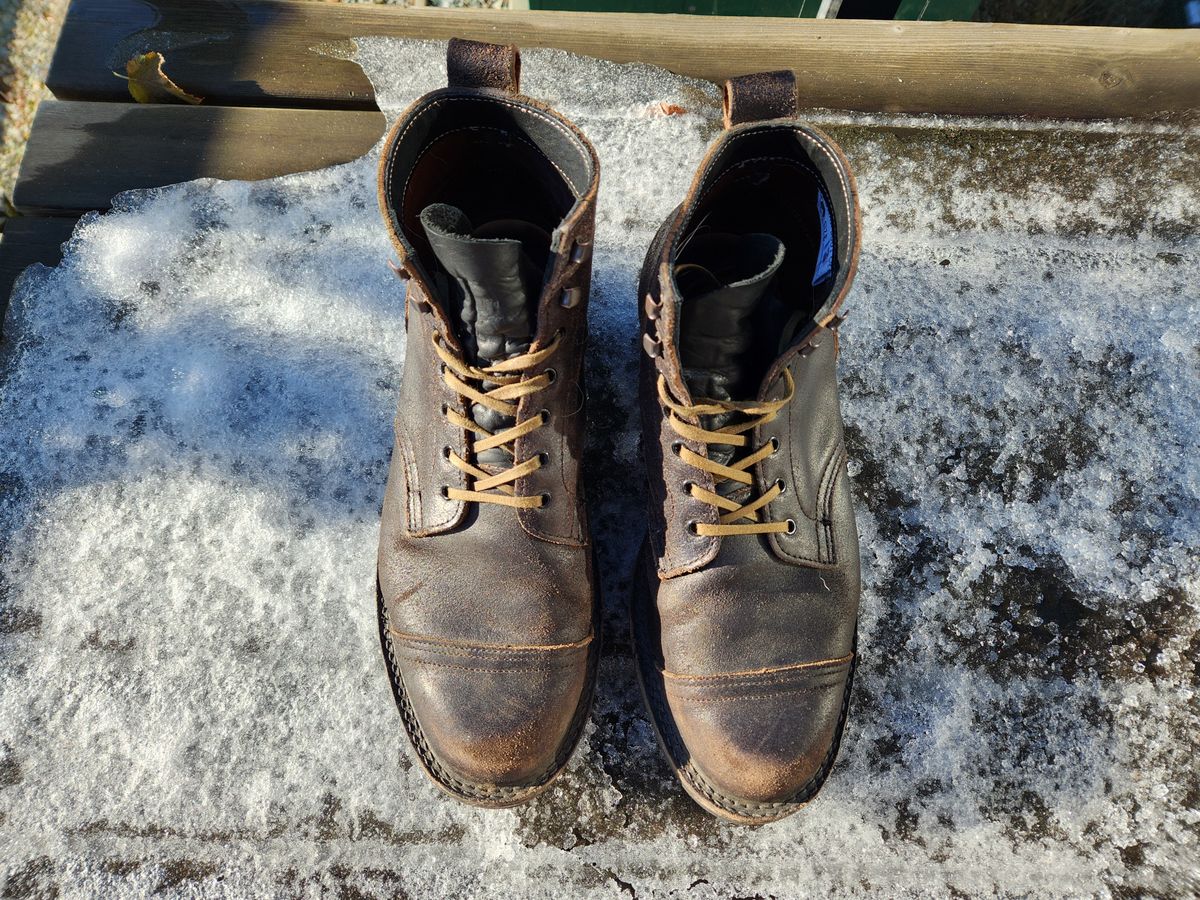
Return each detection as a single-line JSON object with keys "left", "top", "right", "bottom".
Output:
{"left": 388, "top": 629, "right": 593, "bottom": 794}
{"left": 664, "top": 655, "right": 853, "bottom": 813}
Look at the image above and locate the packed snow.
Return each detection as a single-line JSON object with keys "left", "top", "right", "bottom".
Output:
{"left": 0, "top": 39, "right": 1197, "bottom": 898}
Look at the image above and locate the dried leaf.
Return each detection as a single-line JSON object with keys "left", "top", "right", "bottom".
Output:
{"left": 658, "top": 102, "right": 687, "bottom": 117}
{"left": 123, "top": 52, "right": 203, "bottom": 105}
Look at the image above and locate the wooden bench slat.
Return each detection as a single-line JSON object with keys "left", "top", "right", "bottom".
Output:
{"left": 11, "top": 101, "right": 385, "bottom": 216}
{"left": 47, "top": 0, "right": 1200, "bottom": 119}
{"left": 0, "top": 217, "right": 80, "bottom": 336}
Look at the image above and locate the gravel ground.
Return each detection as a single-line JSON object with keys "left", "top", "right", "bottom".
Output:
{"left": 0, "top": 0, "right": 68, "bottom": 212}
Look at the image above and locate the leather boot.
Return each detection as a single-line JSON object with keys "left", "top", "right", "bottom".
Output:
{"left": 375, "top": 39, "right": 601, "bottom": 807}
{"left": 632, "top": 71, "right": 862, "bottom": 825}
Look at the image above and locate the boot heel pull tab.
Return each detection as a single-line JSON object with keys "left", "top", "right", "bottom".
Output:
{"left": 722, "top": 70, "right": 797, "bottom": 128}
{"left": 447, "top": 37, "right": 521, "bottom": 94}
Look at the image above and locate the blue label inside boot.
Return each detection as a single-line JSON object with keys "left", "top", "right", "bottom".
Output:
{"left": 813, "top": 189, "right": 834, "bottom": 286}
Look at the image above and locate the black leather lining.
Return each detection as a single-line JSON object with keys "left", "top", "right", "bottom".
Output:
{"left": 670, "top": 125, "right": 855, "bottom": 338}
{"left": 382, "top": 89, "right": 597, "bottom": 289}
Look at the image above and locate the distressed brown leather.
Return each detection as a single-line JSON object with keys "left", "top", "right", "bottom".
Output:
{"left": 447, "top": 36, "right": 520, "bottom": 94}
{"left": 722, "top": 69, "right": 798, "bottom": 128}
{"left": 633, "top": 72, "right": 862, "bottom": 825}
{"left": 375, "top": 39, "right": 600, "bottom": 806}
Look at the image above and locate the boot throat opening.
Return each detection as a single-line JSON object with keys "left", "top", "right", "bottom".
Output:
{"left": 381, "top": 90, "right": 596, "bottom": 300}
{"left": 668, "top": 124, "right": 855, "bottom": 400}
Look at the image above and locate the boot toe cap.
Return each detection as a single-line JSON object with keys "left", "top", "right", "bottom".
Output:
{"left": 664, "top": 655, "right": 852, "bottom": 809}
{"left": 389, "top": 631, "right": 592, "bottom": 790}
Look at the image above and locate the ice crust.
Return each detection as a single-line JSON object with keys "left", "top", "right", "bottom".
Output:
{"left": 1, "top": 39, "right": 1197, "bottom": 898}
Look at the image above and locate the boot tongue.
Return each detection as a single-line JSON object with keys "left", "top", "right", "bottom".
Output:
{"left": 676, "top": 232, "right": 786, "bottom": 492}
{"left": 420, "top": 203, "right": 548, "bottom": 365}
{"left": 420, "top": 203, "right": 551, "bottom": 466}
{"left": 677, "top": 232, "right": 786, "bottom": 403}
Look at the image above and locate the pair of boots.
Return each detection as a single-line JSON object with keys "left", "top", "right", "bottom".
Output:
{"left": 375, "top": 39, "right": 860, "bottom": 826}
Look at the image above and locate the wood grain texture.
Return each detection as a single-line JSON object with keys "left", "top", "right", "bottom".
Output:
{"left": 10, "top": 100, "right": 385, "bottom": 215}
{"left": 47, "top": 0, "right": 1200, "bottom": 118}
{"left": 0, "top": 217, "right": 79, "bottom": 335}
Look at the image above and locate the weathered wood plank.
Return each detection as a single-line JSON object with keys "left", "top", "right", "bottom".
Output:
{"left": 47, "top": 0, "right": 1200, "bottom": 118}
{"left": 11, "top": 100, "right": 385, "bottom": 216}
{"left": 0, "top": 217, "right": 79, "bottom": 337}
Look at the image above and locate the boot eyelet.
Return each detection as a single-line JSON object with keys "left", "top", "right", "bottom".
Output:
{"left": 775, "top": 478, "right": 787, "bottom": 494}
{"left": 539, "top": 492, "right": 552, "bottom": 506}
{"left": 440, "top": 486, "right": 450, "bottom": 499}
{"left": 769, "top": 437, "right": 780, "bottom": 455}
{"left": 785, "top": 518, "right": 797, "bottom": 534}
{"left": 686, "top": 520, "right": 699, "bottom": 535}
{"left": 442, "top": 446, "right": 452, "bottom": 459}
{"left": 682, "top": 480, "right": 694, "bottom": 493}
{"left": 671, "top": 441, "right": 683, "bottom": 455}
{"left": 560, "top": 288, "right": 581, "bottom": 309}
{"left": 537, "top": 451, "right": 549, "bottom": 465}
{"left": 539, "top": 408, "right": 551, "bottom": 425}
{"left": 440, "top": 402, "right": 448, "bottom": 415}
{"left": 570, "top": 241, "right": 588, "bottom": 264}
{"left": 545, "top": 368, "right": 557, "bottom": 384}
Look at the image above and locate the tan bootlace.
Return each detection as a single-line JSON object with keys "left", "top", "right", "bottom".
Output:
{"left": 658, "top": 371, "right": 796, "bottom": 536}
{"left": 434, "top": 333, "right": 559, "bottom": 509}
